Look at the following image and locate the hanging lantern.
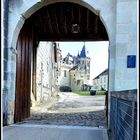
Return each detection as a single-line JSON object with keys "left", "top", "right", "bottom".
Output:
{"left": 72, "top": 24, "right": 80, "bottom": 33}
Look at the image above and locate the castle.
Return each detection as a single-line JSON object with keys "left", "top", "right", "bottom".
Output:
{"left": 59, "top": 43, "right": 91, "bottom": 91}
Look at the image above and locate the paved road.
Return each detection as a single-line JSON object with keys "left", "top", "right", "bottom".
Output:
{"left": 23, "top": 92, "right": 107, "bottom": 127}
{"left": 48, "top": 92, "right": 105, "bottom": 113}
{"left": 31, "top": 92, "right": 106, "bottom": 113}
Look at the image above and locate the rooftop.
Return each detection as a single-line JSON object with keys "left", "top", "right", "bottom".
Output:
{"left": 93, "top": 69, "right": 108, "bottom": 80}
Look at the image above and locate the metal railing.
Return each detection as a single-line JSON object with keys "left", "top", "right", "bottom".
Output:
{"left": 110, "top": 90, "right": 137, "bottom": 140}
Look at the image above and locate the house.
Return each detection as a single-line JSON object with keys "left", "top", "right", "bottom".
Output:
{"left": 59, "top": 43, "right": 91, "bottom": 91}
{"left": 92, "top": 69, "right": 108, "bottom": 90}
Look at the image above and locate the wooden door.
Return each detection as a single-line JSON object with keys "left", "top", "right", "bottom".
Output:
{"left": 14, "top": 23, "right": 33, "bottom": 123}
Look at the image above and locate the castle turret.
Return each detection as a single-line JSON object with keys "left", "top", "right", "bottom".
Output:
{"left": 60, "top": 42, "right": 91, "bottom": 92}
{"left": 79, "top": 43, "right": 86, "bottom": 58}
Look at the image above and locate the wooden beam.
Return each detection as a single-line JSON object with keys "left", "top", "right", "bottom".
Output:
{"left": 38, "top": 33, "right": 108, "bottom": 41}
{"left": 64, "top": 16, "right": 68, "bottom": 34}
{"left": 86, "top": 9, "right": 90, "bottom": 33}
{"left": 46, "top": 9, "right": 53, "bottom": 34}
{"left": 53, "top": 7, "right": 60, "bottom": 34}
{"left": 38, "top": 12, "right": 47, "bottom": 34}
{"left": 60, "top": 3, "right": 65, "bottom": 34}
{"left": 78, "top": 6, "right": 81, "bottom": 24}
{"left": 31, "top": 17, "right": 41, "bottom": 35}
{"left": 71, "top": 4, "right": 74, "bottom": 22}
{"left": 94, "top": 16, "right": 98, "bottom": 34}
{"left": 27, "top": 2, "right": 108, "bottom": 42}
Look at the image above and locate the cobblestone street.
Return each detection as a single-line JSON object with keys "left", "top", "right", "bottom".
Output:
{"left": 22, "top": 92, "right": 107, "bottom": 128}
{"left": 23, "top": 111, "right": 106, "bottom": 127}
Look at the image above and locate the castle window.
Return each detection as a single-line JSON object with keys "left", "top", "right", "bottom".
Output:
{"left": 77, "top": 80, "right": 80, "bottom": 85}
{"left": 100, "top": 78, "right": 102, "bottom": 83}
{"left": 64, "top": 70, "right": 67, "bottom": 77}
{"left": 104, "top": 77, "right": 106, "bottom": 82}
{"left": 87, "top": 76, "right": 90, "bottom": 80}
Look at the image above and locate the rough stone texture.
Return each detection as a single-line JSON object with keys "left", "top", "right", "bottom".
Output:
{"left": 115, "top": 0, "right": 137, "bottom": 91}
{"left": 22, "top": 93, "right": 107, "bottom": 128}
{"left": 2, "top": 0, "right": 9, "bottom": 125}
{"left": 35, "top": 42, "right": 58, "bottom": 103}
{"left": 23, "top": 111, "right": 107, "bottom": 128}
{"left": 111, "top": 89, "right": 137, "bottom": 101}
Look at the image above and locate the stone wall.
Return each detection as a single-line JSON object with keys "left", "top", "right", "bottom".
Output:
{"left": 36, "top": 42, "right": 52, "bottom": 102}
{"left": 114, "top": 0, "right": 137, "bottom": 91}
{"left": 92, "top": 75, "right": 108, "bottom": 91}
{"left": 3, "top": 0, "right": 138, "bottom": 125}
{"left": 35, "top": 42, "right": 59, "bottom": 105}
{"left": 2, "top": 0, "right": 9, "bottom": 125}
{"left": 3, "top": 0, "right": 17, "bottom": 125}
{"left": 59, "top": 63, "right": 73, "bottom": 87}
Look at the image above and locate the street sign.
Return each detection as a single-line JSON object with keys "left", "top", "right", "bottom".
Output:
{"left": 127, "top": 55, "right": 136, "bottom": 68}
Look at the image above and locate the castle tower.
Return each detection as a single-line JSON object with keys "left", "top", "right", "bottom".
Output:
{"left": 69, "top": 42, "right": 91, "bottom": 91}
{"left": 60, "top": 42, "right": 91, "bottom": 92}
{"left": 78, "top": 42, "right": 90, "bottom": 74}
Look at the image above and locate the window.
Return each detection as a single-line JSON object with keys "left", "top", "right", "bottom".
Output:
{"left": 53, "top": 43, "right": 57, "bottom": 62}
{"left": 77, "top": 80, "right": 80, "bottom": 85}
{"left": 64, "top": 70, "right": 67, "bottom": 77}
{"left": 87, "top": 75, "right": 90, "bottom": 80}
{"left": 104, "top": 77, "right": 106, "bottom": 82}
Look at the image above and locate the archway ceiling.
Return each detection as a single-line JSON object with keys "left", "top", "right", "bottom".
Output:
{"left": 27, "top": 2, "right": 108, "bottom": 41}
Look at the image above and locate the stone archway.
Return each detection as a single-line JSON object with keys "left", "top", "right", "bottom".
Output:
{"left": 6, "top": 0, "right": 116, "bottom": 125}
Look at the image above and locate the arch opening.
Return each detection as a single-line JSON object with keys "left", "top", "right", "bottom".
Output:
{"left": 24, "top": 2, "right": 109, "bottom": 42}
{"left": 14, "top": 2, "right": 109, "bottom": 125}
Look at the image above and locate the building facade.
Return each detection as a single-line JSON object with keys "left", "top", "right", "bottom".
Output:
{"left": 92, "top": 69, "right": 108, "bottom": 91}
{"left": 33, "top": 42, "right": 61, "bottom": 105}
{"left": 59, "top": 44, "right": 91, "bottom": 91}
{"left": 59, "top": 62, "right": 73, "bottom": 87}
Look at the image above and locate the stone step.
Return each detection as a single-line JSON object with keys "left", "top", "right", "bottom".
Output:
{"left": 3, "top": 124, "right": 109, "bottom": 140}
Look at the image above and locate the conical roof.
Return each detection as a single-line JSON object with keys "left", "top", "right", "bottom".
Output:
{"left": 80, "top": 44, "right": 86, "bottom": 58}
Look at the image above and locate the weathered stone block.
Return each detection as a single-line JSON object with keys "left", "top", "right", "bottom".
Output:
{"left": 116, "top": 34, "right": 130, "bottom": 43}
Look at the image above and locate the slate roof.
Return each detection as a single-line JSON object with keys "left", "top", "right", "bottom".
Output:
{"left": 69, "top": 65, "right": 78, "bottom": 71}
{"left": 79, "top": 45, "right": 86, "bottom": 58}
{"left": 93, "top": 68, "right": 108, "bottom": 80}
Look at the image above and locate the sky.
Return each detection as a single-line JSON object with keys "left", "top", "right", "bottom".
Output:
{"left": 57, "top": 41, "right": 109, "bottom": 84}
